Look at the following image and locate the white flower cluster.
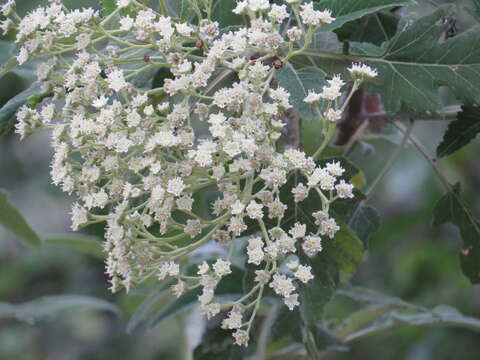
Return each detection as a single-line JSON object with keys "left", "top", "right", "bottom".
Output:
{"left": 7, "top": 0, "right": 376, "bottom": 347}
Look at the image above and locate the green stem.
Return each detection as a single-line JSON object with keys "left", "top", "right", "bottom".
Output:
{"left": 312, "top": 122, "right": 335, "bottom": 159}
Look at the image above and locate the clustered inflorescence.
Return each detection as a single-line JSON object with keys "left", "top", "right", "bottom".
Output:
{"left": 3, "top": 0, "right": 377, "bottom": 345}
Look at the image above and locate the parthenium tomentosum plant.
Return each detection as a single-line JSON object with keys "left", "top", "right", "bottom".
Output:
{"left": 5, "top": 0, "right": 378, "bottom": 346}
{"left": 3, "top": 0, "right": 480, "bottom": 357}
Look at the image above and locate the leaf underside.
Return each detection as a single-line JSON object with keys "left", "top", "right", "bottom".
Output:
{"left": 436, "top": 105, "right": 480, "bottom": 158}
{"left": 0, "top": 295, "right": 119, "bottom": 324}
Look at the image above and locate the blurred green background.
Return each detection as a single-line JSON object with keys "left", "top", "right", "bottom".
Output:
{"left": 1, "top": 1, "right": 480, "bottom": 359}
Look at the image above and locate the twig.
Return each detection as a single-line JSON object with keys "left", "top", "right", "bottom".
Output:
{"left": 391, "top": 121, "right": 453, "bottom": 191}
{"left": 342, "top": 119, "right": 370, "bottom": 157}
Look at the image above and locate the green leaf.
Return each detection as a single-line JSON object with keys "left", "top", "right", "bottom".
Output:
{"left": 298, "top": 254, "right": 338, "bottom": 326}
{"left": 337, "top": 286, "right": 415, "bottom": 307}
{"left": 306, "top": 6, "right": 480, "bottom": 114}
{"left": 149, "top": 287, "right": 201, "bottom": 327}
{"left": 212, "top": 0, "right": 243, "bottom": 27}
{"left": 436, "top": 105, "right": 480, "bottom": 158}
{"left": 347, "top": 204, "right": 381, "bottom": 248}
{"left": 193, "top": 319, "right": 250, "bottom": 360}
{"left": 335, "top": 304, "right": 402, "bottom": 339}
{"left": 324, "top": 220, "right": 364, "bottom": 274}
{"left": 180, "top": 0, "right": 193, "bottom": 22}
{"left": 100, "top": 0, "right": 116, "bottom": 16}
{"left": 310, "top": 325, "right": 348, "bottom": 352}
{"left": 0, "top": 82, "right": 43, "bottom": 135}
{"left": 433, "top": 183, "right": 480, "bottom": 284}
{"left": 275, "top": 64, "right": 326, "bottom": 121}
{"left": 0, "top": 189, "right": 41, "bottom": 246}
{"left": 299, "top": 210, "right": 363, "bottom": 327}
{"left": 126, "top": 282, "right": 173, "bottom": 333}
{"left": 314, "top": 0, "right": 407, "bottom": 32}
{"left": 0, "top": 57, "right": 18, "bottom": 81}
{"left": 0, "top": 295, "right": 120, "bottom": 324}
{"left": 311, "top": 31, "right": 343, "bottom": 54}
{"left": 270, "top": 306, "right": 301, "bottom": 342}
{"left": 357, "top": 7, "right": 480, "bottom": 113}
{"left": 469, "top": 0, "right": 480, "bottom": 23}
{"left": 335, "top": 287, "right": 480, "bottom": 342}
{"left": 0, "top": 40, "right": 19, "bottom": 81}
{"left": 44, "top": 234, "right": 104, "bottom": 258}
{"left": 166, "top": 0, "right": 183, "bottom": 18}
{"left": 340, "top": 305, "right": 480, "bottom": 342}
{"left": 349, "top": 42, "right": 386, "bottom": 57}
{"left": 151, "top": 67, "right": 175, "bottom": 89}
{"left": 336, "top": 11, "right": 400, "bottom": 45}
{"left": 330, "top": 188, "right": 366, "bottom": 222}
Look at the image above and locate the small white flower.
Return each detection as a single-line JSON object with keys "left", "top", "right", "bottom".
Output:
{"left": 246, "top": 200, "right": 263, "bottom": 219}
{"left": 232, "top": 329, "right": 249, "bottom": 346}
{"left": 17, "top": 47, "right": 29, "bottom": 65}
{"left": 197, "top": 261, "right": 210, "bottom": 275}
{"left": 304, "top": 90, "right": 321, "bottom": 104}
{"left": 325, "top": 161, "right": 345, "bottom": 177}
{"left": 289, "top": 222, "right": 306, "bottom": 239}
{"left": 348, "top": 63, "right": 378, "bottom": 80}
{"left": 119, "top": 16, "right": 134, "bottom": 31}
{"left": 300, "top": 3, "right": 335, "bottom": 26}
{"left": 294, "top": 264, "right": 314, "bottom": 283}
{"left": 167, "top": 177, "right": 186, "bottom": 196}
{"left": 171, "top": 280, "right": 185, "bottom": 297}
{"left": 233, "top": 1, "right": 248, "bottom": 14}
{"left": 222, "top": 309, "right": 243, "bottom": 329}
{"left": 335, "top": 180, "right": 354, "bottom": 199}
{"left": 71, "top": 203, "right": 88, "bottom": 230}
{"left": 248, "top": 0, "right": 270, "bottom": 12}
{"left": 213, "top": 259, "right": 232, "bottom": 277}
{"left": 158, "top": 261, "right": 180, "bottom": 280}
{"left": 320, "top": 218, "right": 340, "bottom": 239}
{"left": 107, "top": 69, "right": 127, "bottom": 92}
{"left": 269, "top": 273, "right": 295, "bottom": 297}
{"left": 116, "top": 0, "right": 131, "bottom": 8}
{"left": 284, "top": 293, "right": 299, "bottom": 310}
{"left": 175, "top": 23, "right": 193, "bottom": 36}
{"left": 1, "top": 0, "right": 15, "bottom": 17}
{"left": 268, "top": 4, "right": 288, "bottom": 22}
{"left": 320, "top": 85, "right": 342, "bottom": 101}
{"left": 325, "top": 108, "right": 342, "bottom": 122}
{"left": 287, "top": 26, "right": 302, "bottom": 41}
{"left": 247, "top": 237, "right": 265, "bottom": 265}
{"left": 302, "top": 236, "right": 322, "bottom": 257}
{"left": 202, "top": 302, "right": 221, "bottom": 319}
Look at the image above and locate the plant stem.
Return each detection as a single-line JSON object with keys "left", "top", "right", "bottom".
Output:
{"left": 391, "top": 121, "right": 452, "bottom": 191}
